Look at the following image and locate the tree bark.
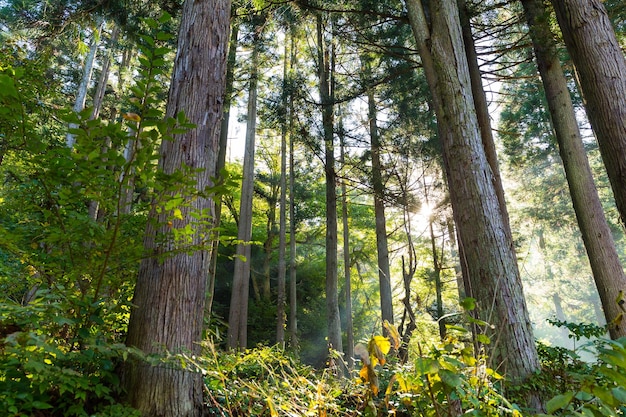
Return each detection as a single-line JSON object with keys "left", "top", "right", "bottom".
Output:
{"left": 550, "top": 0, "right": 626, "bottom": 227}
{"left": 67, "top": 17, "right": 104, "bottom": 148}
{"left": 227, "top": 28, "right": 261, "bottom": 350}
{"left": 124, "top": 0, "right": 230, "bottom": 415}
{"left": 523, "top": 0, "right": 626, "bottom": 339}
{"left": 207, "top": 20, "right": 239, "bottom": 320}
{"left": 404, "top": 0, "right": 540, "bottom": 396}
{"left": 288, "top": 26, "right": 299, "bottom": 350}
{"left": 339, "top": 114, "right": 354, "bottom": 369}
{"left": 317, "top": 14, "right": 343, "bottom": 365}
{"left": 367, "top": 87, "right": 394, "bottom": 331}
{"left": 276, "top": 27, "right": 290, "bottom": 346}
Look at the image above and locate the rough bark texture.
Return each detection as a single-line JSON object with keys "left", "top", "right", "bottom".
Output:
{"left": 458, "top": 2, "right": 512, "bottom": 240}
{"left": 550, "top": 0, "right": 626, "bottom": 227}
{"left": 368, "top": 89, "right": 394, "bottom": 330}
{"left": 317, "top": 14, "right": 343, "bottom": 361}
{"left": 405, "top": 0, "right": 540, "bottom": 389}
{"left": 523, "top": 0, "right": 626, "bottom": 339}
{"left": 124, "top": 0, "right": 230, "bottom": 415}
{"left": 227, "top": 33, "right": 260, "bottom": 350}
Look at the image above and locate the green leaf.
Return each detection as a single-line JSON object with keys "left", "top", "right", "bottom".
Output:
{"left": 32, "top": 401, "right": 53, "bottom": 409}
{"left": 546, "top": 392, "right": 575, "bottom": 413}
{"left": 476, "top": 334, "right": 491, "bottom": 345}
{"left": 460, "top": 297, "right": 476, "bottom": 311}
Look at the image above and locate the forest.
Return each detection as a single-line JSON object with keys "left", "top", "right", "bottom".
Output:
{"left": 1, "top": 0, "right": 626, "bottom": 416}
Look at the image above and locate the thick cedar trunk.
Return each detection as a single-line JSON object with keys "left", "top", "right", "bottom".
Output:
{"left": 227, "top": 31, "right": 261, "bottom": 350}
{"left": 124, "top": 1, "right": 230, "bottom": 416}
{"left": 458, "top": 2, "right": 512, "bottom": 239}
{"left": 317, "top": 14, "right": 343, "bottom": 362}
{"left": 404, "top": 0, "right": 540, "bottom": 393}
{"left": 368, "top": 88, "right": 394, "bottom": 330}
{"left": 550, "top": 0, "right": 626, "bottom": 227}
{"left": 523, "top": 0, "right": 626, "bottom": 339}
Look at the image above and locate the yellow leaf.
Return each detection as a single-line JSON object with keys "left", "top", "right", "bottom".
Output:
{"left": 173, "top": 208, "right": 183, "bottom": 220}
{"left": 266, "top": 397, "right": 278, "bottom": 417}
{"left": 123, "top": 112, "right": 141, "bottom": 122}
{"left": 372, "top": 335, "right": 391, "bottom": 355}
{"left": 383, "top": 320, "right": 401, "bottom": 350}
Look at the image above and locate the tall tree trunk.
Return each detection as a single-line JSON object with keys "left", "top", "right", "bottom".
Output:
{"left": 208, "top": 20, "right": 239, "bottom": 319}
{"left": 404, "top": 0, "right": 541, "bottom": 400}
{"left": 317, "top": 14, "right": 343, "bottom": 365}
{"left": 67, "top": 17, "right": 104, "bottom": 148}
{"left": 288, "top": 27, "right": 299, "bottom": 350}
{"left": 523, "top": 0, "right": 626, "bottom": 339}
{"left": 91, "top": 24, "right": 119, "bottom": 120}
{"left": 288, "top": 108, "right": 298, "bottom": 350}
{"left": 458, "top": 1, "right": 512, "bottom": 239}
{"left": 367, "top": 87, "right": 394, "bottom": 331}
{"left": 227, "top": 28, "right": 261, "bottom": 350}
{"left": 276, "top": 27, "right": 290, "bottom": 346}
{"left": 262, "top": 185, "right": 278, "bottom": 301}
{"left": 339, "top": 113, "right": 354, "bottom": 369}
{"left": 124, "top": 0, "right": 230, "bottom": 415}
{"left": 550, "top": 0, "right": 626, "bottom": 227}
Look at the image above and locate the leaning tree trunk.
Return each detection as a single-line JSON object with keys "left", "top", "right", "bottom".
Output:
{"left": 207, "top": 20, "right": 239, "bottom": 319}
{"left": 404, "top": 0, "right": 541, "bottom": 403}
{"left": 523, "top": 0, "right": 626, "bottom": 339}
{"left": 124, "top": 0, "right": 230, "bottom": 416}
{"left": 67, "top": 17, "right": 104, "bottom": 148}
{"left": 550, "top": 0, "right": 626, "bottom": 228}
{"left": 227, "top": 28, "right": 261, "bottom": 350}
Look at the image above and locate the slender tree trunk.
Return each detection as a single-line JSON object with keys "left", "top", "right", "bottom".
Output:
{"left": 227, "top": 29, "right": 261, "bottom": 350}
{"left": 339, "top": 114, "right": 354, "bottom": 370}
{"left": 404, "top": 0, "right": 541, "bottom": 400}
{"left": 262, "top": 186, "right": 278, "bottom": 300}
{"left": 317, "top": 14, "right": 343, "bottom": 365}
{"left": 288, "top": 27, "right": 298, "bottom": 350}
{"left": 67, "top": 17, "right": 104, "bottom": 148}
{"left": 523, "top": 0, "right": 626, "bottom": 339}
{"left": 288, "top": 110, "right": 298, "bottom": 350}
{"left": 124, "top": 1, "right": 230, "bottom": 415}
{"left": 367, "top": 87, "right": 394, "bottom": 331}
{"left": 550, "top": 0, "right": 626, "bottom": 227}
{"left": 91, "top": 24, "right": 119, "bottom": 120}
{"left": 276, "top": 28, "right": 290, "bottom": 346}
{"left": 208, "top": 20, "right": 239, "bottom": 319}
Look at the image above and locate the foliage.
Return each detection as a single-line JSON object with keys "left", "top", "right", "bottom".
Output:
{"left": 0, "top": 14, "right": 179, "bottom": 417}
{"left": 196, "top": 343, "right": 358, "bottom": 416}
{"left": 538, "top": 338, "right": 626, "bottom": 417}
{"left": 0, "top": 291, "right": 141, "bottom": 416}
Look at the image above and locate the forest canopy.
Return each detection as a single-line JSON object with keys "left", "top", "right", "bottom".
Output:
{"left": 1, "top": 0, "right": 626, "bottom": 416}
